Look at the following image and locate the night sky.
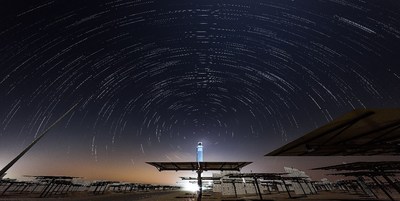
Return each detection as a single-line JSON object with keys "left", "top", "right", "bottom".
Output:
{"left": 1, "top": 0, "right": 400, "bottom": 185}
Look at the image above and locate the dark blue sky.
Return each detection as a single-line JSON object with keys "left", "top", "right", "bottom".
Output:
{"left": 0, "top": 0, "right": 399, "bottom": 184}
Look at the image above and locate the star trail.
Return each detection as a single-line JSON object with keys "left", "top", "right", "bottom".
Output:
{"left": 0, "top": 0, "right": 399, "bottom": 184}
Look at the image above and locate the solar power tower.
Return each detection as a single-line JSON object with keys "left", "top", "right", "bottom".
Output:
{"left": 0, "top": 103, "right": 78, "bottom": 179}
{"left": 147, "top": 142, "right": 252, "bottom": 201}
{"left": 197, "top": 142, "right": 203, "bottom": 162}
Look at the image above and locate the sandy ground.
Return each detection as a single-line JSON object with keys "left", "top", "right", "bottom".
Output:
{"left": 0, "top": 190, "right": 398, "bottom": 201}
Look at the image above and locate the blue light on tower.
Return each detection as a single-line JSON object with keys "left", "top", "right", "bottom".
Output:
{"left": 197, "top": 142, "right": 203, "bottom": 162}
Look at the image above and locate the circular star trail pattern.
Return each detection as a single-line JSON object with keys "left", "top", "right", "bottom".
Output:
{"left": 0, "top": 0, "right": 399, "bottom": 182}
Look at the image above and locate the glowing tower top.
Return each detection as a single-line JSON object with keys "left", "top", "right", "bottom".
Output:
{"left": 197, "top": 142, "right": 203, "bottom": 162}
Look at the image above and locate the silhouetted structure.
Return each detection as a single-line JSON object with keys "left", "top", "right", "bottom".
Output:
{"left": 314, "top": 161, "right": 400, "bottom": 201}
{"left": 90, "top": 181, "right": 116, "bottom": 194}
{"left": 1, "top": 175, "right": 81, "bottom": 197}
{"left": 148, "top": 142, "right": 251, "bottom": 201}
{"left": 147, "top": 162, "right": 251, "bottom": 201}
{"left": 266, "top": 108, "right": 400, "bottom": 156}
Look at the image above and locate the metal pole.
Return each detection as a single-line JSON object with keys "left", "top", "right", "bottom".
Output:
{"left": 281, "top": 179, "right": 292, "bottom": 198}
{"left": 93, "top": 184, "right": 99, "bottom": 194}
{"left": 265, "top": 181, "right": 271, "bottom": 194}
{"left": 254, "top": 177, "right": 263, "bottom": 200}
{"left": 232, "top": 181, "right": 237, "bottom": 198}
{"left": 0, "top": 103, "right": 79, "bottom": 177}
{"left": 197, "top": 170, "right": 202, "bottom": 201}
{"left": 101, "top": 183, "right": 108, "bottom": 194}
{"left": 297, "top": 179, "right": 307, "bottom": 197}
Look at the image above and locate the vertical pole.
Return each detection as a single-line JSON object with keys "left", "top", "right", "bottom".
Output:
{"left": 265, "top": 181, "right": 271, "bottom": 194}
{"left": 297, "top": 179, "right": 307, "bottom": 197}
{"left": 254, "top": 177, "right": 263, "bottom": 200}
{"left": 93, "top": 182, "right": 103, "bottom": 194}
{"left": 197, "top": 170, "right": 202, "bottom": 201}
{"left": 281, "top": 179, "right": 292, "bottom": 198}
{"left": 232, "top": 181, "right": 238, "bottom": 198}
{"left": 101, "top": 183, "right": 108, "bottom": 194}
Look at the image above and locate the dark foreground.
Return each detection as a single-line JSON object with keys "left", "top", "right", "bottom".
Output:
{"left": 0, "top": 189, "right": 398, "bottom": 201}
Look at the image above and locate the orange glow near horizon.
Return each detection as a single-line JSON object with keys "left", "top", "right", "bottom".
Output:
{"left": 2, "top": 153, "right": 193, "bottom": 185}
